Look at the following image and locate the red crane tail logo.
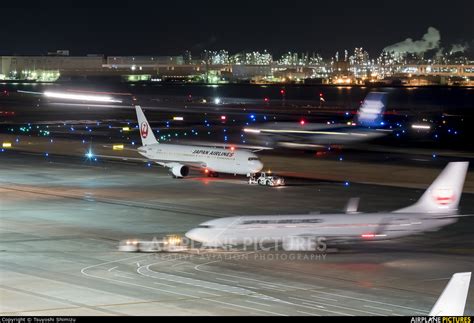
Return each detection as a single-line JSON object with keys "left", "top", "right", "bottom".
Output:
{"left": 141, "top": 122, "right": 149, "bottom": 139}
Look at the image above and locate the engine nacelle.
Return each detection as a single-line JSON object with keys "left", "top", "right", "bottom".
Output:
{"left": 170, "top": 164, "right": 189, "bottom": 178}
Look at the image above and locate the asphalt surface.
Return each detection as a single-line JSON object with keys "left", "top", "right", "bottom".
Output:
{"left": 1, "top": 152, "right": 473, "bottom": 316}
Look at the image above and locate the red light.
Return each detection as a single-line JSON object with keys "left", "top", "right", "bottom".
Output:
{"left": 319, "top": 92, "right": 323, "bottom": 97}
{"left": 361, "top": 233, "right": 376, "bottom": 239}
{"left": 280, "top": 89, "right": 285, "bottom": 95}
{"left": 220, "top": 115, "right": 226, "bottom": 120}
{"left": 264, "top": 97, "right": 269, "bottom": 102}
{"left": 230, "top": 146, "right": 235, "bottom": 151}
{"left": 300, "top": 120, "right": 305, "bottom": 125}
{"left": 204, "top": 169, "right": 209, "bottom": 174}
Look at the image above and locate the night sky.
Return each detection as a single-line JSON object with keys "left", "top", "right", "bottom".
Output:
{"left": 1, "top": 1, "right": 473, "bottom": 57}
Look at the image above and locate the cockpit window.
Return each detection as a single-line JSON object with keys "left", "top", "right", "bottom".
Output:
{"left": 248, "top": 157, "right": 260, "bottom": 161}
{"left": 198, "top": 225, "right": 213, "bottom": 229}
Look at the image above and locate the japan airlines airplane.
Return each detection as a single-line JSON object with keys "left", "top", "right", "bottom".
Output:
{"left": 135, "top": 105, "right": 263, "bottom": 178}
{"left": 186, "top": 162, "right": 469, "bottom": 248}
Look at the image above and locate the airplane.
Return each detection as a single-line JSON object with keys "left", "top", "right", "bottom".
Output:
{"left": 134, "top": 105, "right": 263, "bottom": 178}
{"left": 186, "top": 162, "right": 469, "bottom": 248}
{"left": 429, "top": 272, "right": 471, "bottom": 316}
{"left": 243, "top": 92, "right": 390, "bottom": 149}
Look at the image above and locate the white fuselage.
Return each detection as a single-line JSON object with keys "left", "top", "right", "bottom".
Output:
{"left": 185, "top": 213, "right": 457, "bottom": 246}
{"left": 137, "top": 143, "right": 263, "bottom": 175}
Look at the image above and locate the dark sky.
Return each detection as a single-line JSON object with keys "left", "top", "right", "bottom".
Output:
{"left": 1, "top": 1, "right": 473, "bottom": 57}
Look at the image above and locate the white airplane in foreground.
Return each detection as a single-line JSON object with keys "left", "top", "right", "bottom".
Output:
{"left": 429, "top": 272, "right": 471, "bottom": 316}
{"left": 186, "top": 162, "right": 469, "bottom": 248}
{"left": 134, "top": 106, "right": 263, "bottom": 178}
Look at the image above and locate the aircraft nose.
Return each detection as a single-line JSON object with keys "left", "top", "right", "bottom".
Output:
{"left": 254, "top": 160, "right": 264, "bottom": 173}
{"left": 185, "top": 229, "right": 203, "bottom": 242}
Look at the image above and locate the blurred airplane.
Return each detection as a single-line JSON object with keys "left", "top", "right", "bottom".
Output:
{"left": 243, "top": 92, "right": 389, "bottom": 149}
{"left": 186, "top": 162, "right": 469, "bottom": 248}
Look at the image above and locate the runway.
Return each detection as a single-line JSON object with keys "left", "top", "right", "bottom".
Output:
{"left": 1, "top": 152, "right": 473, "bottom": 316}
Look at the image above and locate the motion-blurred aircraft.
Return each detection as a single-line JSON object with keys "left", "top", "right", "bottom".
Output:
{"left": 186, "top": 162, "right": 469, "bottom": 248}
{"left": 243, "top": 92, "right": 389, "bottom": 149}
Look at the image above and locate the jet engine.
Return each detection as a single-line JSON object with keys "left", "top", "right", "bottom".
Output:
{"left": 170, "top": 164, "right": 189, "bottom": 178}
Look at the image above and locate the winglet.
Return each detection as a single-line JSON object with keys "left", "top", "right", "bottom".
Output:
{"left": 135, "top": 105, "right": 158, "bottom": 146}
{"left": 429, "top": 272, "right": 471, "bottom": 316}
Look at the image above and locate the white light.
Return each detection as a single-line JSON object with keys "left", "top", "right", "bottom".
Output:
{"left": 243, "top": 128, "right": 261, "bottom": 134}
{"left": 43, "top": 91, "right": 122, "bottom": 103}
{"left": 214, "top": 97, "right": 221, "bottom": 104}
{"left": 173, "top": 116, "right": 184, "bottom": 121}
{"left": 411, "top": 124, "right": 431, "bottom": 130}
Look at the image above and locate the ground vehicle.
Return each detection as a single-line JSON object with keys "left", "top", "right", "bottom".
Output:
{"left": 248, "top": 172, "right": 285, "bottom": 186}
{"left": 118, "top": 235, "right": 188, "bottom": 252}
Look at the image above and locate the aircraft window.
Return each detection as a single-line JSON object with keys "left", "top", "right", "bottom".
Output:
{"left": 248, "top": 157, "right": 260, "bottom": 161}
{"left": 198, "top": 225, "right": 213, "bottom": 229}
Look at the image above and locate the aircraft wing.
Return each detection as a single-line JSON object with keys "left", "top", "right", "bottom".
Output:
{"left": 429, "top": 272, "right": 471, "bottom": 316}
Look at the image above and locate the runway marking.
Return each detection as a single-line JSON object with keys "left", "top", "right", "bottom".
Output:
{"left": 245, "top": 300, "right": 272, "bottom": 307}
{"left": 302, "top": 302, "right": 325, "bottom": 309}
{"left": 290, "top": 301, "right": 351, "bottom": 316}
{"left": 197, "top": 290, "right": 221, "bottom": 297}
{"left": 289, "top": 296, "right": 381, "bottom": 315}
{"left": 153, "top": 282, "right": 178, "bottom": 288}
{"left": 194, "top": 259, "right": 313, "bottom": 291}
{"left": 257, "top": 283, "right": 287, "bottom": 292}
{"left": 364, "top": 304, "right": 393, "bottom": 312}
{"left": 297, "top": 310, "right": 320, "bottom": 316}
{"left": 107, "top": 266, "right": 118, "bottom": 272}
{"left": 309, "top": 294, "right": 339, "bottom": 302}
{"left": 171, "top": 269, "right": 196, "bottom": 276}
{"left": 81, "top": 255, "right": 200, "bottom": 300}
{"left": 202, "top": 298, "right": 287, "bottom": 316}
{"left": 310, "top": 290, "right": 427, "bottom": 313}
{"left": 215, "top": 277, "right": 240, "bottom": 284}
{"left": 113, "top": 273, "right": 136, "bottom": 280}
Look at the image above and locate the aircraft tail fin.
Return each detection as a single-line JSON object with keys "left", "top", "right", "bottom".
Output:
{"left": 429, "top": 272, "right": 471, "bottom": 316}
{"left": 135, "top": 105, "right": 158, "bottom": 146}
{"left": 394, "top": 162, "right": 469, "bottom": 214}
{"left": 356, "top": 92, "right": 387, "bottom": 127}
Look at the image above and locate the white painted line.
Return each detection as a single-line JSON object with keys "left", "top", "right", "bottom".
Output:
{"left": 194, "top": 259, "right": 313, "bottom": 291}
{"left": 297, "top": 310, "right": 320, "bottom": 316}
{"left": 215, "top": 277, "right": 239, "bottom": 284}
{"left": 364, "top": 304, "right": 393, "bottom": 312}
{"left": 153, "top": 282, "right": 179, "bottom": 288}
{"left": 311, "top": 290, "right": 427, "bottom": 313}
{"left": 245, "top": 300, "right": 273, "bottom": 307}
{"left": 203, "top": 298, "right": 287, "bottom": 316}
{"left": 310, "top": 294, "right": 339, "bottom": 302}
{"left": 289, "top": 296, "right": 380, "bottom": 315}
{"left": 107, "top": 266, "right": 118, "bottom": 272}
{"left": 113, "top": 273, "right": 136, "bottom": 280}
{"left": 197, "top": 290, "right": 221, "bottom": 297}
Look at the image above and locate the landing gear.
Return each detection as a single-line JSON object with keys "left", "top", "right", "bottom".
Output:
{"left": 206, "top": 171, "right": 219, "bottom": 178}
